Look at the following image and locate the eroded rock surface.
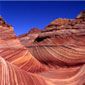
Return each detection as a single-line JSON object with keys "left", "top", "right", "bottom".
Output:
{"left": 0, "top": 11, "right": 85, "bottom": 85}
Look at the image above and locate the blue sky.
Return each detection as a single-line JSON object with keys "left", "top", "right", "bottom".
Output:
{"left": 0, "top": 1, "right": 85, "bottom": 35}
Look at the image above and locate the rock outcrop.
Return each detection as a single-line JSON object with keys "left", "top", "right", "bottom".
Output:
{"left": 18, "top": 28, "right": 41, "bottom": 46}
{"left": 0, "top": 17, "right": 47, "bottom": 73}
{"left": 76, "top": 11, "right": 85, "bottom": 20}
{"left": 0, "top": 11, "right": 85, "bottom": 85}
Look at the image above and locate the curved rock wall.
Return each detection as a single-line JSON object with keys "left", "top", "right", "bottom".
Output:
{"left": 0, "top": 11, "right": 85, "bottom": 85}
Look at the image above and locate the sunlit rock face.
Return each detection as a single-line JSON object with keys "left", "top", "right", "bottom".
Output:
{"left": 0, "top": 16, "right": 23, "bottom": 48}
{"left": 0, "top": 57, "right": 47, "bottom": 85}
{"left": 0, "top": 11, "right": 85, "bottom": 85}
{"left": 0, "top": 17, "right": 47, "bottom": 73}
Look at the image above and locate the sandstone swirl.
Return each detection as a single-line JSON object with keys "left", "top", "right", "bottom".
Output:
{"left": 0, "top": 11, "right": 85, "bottom": 85}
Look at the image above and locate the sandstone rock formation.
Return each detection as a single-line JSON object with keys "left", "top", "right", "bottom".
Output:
{"left": 18, "top": 28, "right": 41, "bottom": 46}
{"left": 0, "top": 17, "right": 47, "bottom": 73}
{"left": 0, "top": 11, "right": 85, "bottom": 85}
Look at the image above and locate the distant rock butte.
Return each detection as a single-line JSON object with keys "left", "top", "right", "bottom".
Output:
{"left": 18, "top": 28, "right": 41, "bottom": 46}
{"left": 0, "top": 11, "right": 85, "bottom": 85}
{"left": 28, "top": 28, "right": 41, "bottom": 34}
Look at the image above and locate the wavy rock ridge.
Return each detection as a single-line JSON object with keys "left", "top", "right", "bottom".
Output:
{"left": 0, "top": 11, "right": 85, "bottom": 85}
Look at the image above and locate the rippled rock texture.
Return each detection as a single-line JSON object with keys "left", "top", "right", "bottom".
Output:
{"left": 0, "top": 11, "right": 85, "bottom": 85}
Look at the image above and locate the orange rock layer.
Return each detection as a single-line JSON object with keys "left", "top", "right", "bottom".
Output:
{"left": 0, "top": 11, "right": 85, "bottom": 85}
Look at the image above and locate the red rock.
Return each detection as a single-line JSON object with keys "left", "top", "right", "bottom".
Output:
{"left": 18, "top": 28, "right": 41, "bottom": 46}
{"left": 0, "top": 17, "right": 47, "bottom": 73}
{"left": 0, "top": 11, "right": 85, "bottom": 85}
{"left": 28, "top": 28, "right": 41, "bottom": 34}
{"left": 0, "top": 57, "right": 47, "bottom": 85}
{"left": 76, "top": 11, "right": 85, "bottom": 20}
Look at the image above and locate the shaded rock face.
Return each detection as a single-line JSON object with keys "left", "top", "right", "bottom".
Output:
{"left": 0, "top": 11, "right": 85, "bottom": 85}
{"left": 76, "top": 11, "right": 85, "bottom": 20}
